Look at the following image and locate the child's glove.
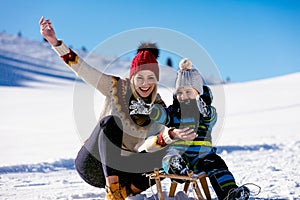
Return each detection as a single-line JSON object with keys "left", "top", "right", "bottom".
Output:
{"left": 162, "top": 149, "right": 189, "bottom": 176}
{"left": 129, "top": 98, "right": 153, "bottom": 115}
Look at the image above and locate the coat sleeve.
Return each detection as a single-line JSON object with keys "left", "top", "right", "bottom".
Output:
{"left": 150, "top": 103, "right": 177, "bottom": 127}
{"left": 137, "top": 126, "right": 177, "bottom": 152}
{"left": 149, "top": 104, "right": 168, "bottom": 124}
{"left": 138, "top": 95, "right": 178, "bottom": 152}
{"left": 201, "top": 105, "right": 217, "bottom": 128}
{"left": 52, "top": 41, "right": 113, "bottom": 96}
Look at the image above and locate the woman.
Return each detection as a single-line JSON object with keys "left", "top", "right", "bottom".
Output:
{"left": 39, "top": 16, "right": 197, "bottom": 200}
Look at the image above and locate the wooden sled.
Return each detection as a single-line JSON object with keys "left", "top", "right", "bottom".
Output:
{"left": 146, "top": 168, "right": 212, "bottom": 200}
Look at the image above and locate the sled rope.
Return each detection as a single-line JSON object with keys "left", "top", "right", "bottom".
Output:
{"left": 244, "top": 182, "right": 261, "bottom": 196}
{"left": 148, "top": 176, "right": 158, "bottom": 200}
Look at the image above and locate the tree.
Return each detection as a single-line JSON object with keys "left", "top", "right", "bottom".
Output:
{"left": 226, "top": 76, "right": 231, "bottom": 83}
{"left": 17, "top": 31, "right": 22, "bottom": 37}
{"left": 166, "top": 57, "right": 173, "bottom": 68}
{"left": 81, "top": 46, "right": 87, "bottom": 52}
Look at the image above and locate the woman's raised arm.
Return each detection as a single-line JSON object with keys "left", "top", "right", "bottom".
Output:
{"left": 39, "top": 16, "right": 60, "bottom": 46}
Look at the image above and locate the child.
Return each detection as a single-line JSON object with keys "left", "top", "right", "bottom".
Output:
{"left": 150, "top": 58, "right": 250, "bottom": 200}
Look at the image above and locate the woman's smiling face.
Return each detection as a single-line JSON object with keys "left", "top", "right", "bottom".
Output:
{"left": 132, "top": 70, "right": 157, "bottom": 98}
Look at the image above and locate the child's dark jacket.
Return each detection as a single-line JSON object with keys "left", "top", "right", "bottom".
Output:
{"left": 150, "top": 92, "right": 217, "bottom": 167}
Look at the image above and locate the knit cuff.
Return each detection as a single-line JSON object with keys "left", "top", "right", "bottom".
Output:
{"left": 52, "top": 40, "right": 70, "bottom": 56}
{"left": 162, "top": 128, "right": 177, "bottom": 144}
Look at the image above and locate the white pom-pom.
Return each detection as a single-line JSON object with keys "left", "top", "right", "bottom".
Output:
{"left": 179, "top": 58, "right": 192, "bottom": 70}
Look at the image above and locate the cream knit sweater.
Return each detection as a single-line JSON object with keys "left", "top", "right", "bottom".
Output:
{"left": 52, "top": 42, "right": 176, "bottom": 154}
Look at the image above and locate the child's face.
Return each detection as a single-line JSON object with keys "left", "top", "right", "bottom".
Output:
{"left": 176, "top": 87, "right": 199, "bottom": 102}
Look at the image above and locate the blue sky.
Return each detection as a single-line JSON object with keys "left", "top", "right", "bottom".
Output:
{"left": 1, "top": 0, "right": 300, "bottom": 82}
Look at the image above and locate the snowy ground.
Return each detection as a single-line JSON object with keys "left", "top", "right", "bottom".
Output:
{"left": 1, "top": 33, "right": 300, "bottom": 199}
{"left": 1, "top": 74, "right": 300, "bottom": 200}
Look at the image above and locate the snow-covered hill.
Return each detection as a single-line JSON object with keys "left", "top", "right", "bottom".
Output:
{"left": 0, "top": 33, "right": 299, "bottom": 199}
{"left": 0, "top": 32, "right": 133, "bottom": 88}
{"left": 0, "top": 32, "right": 74, "bottom": 87}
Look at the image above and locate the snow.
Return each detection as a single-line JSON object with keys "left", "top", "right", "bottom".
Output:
{"left": 1, "top": 32, "right": 300, "bottom": 199}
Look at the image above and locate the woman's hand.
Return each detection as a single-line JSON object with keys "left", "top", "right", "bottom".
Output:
{"left": 169, "top": 128, "right": 197, "bottom": 141}
{"left": 39, "top": 16, "right": 59, "bottom": 46}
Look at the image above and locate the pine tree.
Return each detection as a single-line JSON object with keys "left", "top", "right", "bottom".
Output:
{"left": 166, "top": 57, "right": 173, "bottom": 68}
{"left": 81, "top": 46, "right": 87, "bottom": 52}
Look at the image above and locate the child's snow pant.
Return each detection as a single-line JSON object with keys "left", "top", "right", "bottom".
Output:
{"left": 195, "top": 152, "right": 238, "bottom": 199}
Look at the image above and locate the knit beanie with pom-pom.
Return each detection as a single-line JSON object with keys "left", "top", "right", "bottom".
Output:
{"left": 137, "top": 42, "right": 159, "bottom": 59}
{"left": 175, "top": 58, "right": 203, "bottom": 95}
{"left": 130, "top": 50, "right": 159, "bottom": 81}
